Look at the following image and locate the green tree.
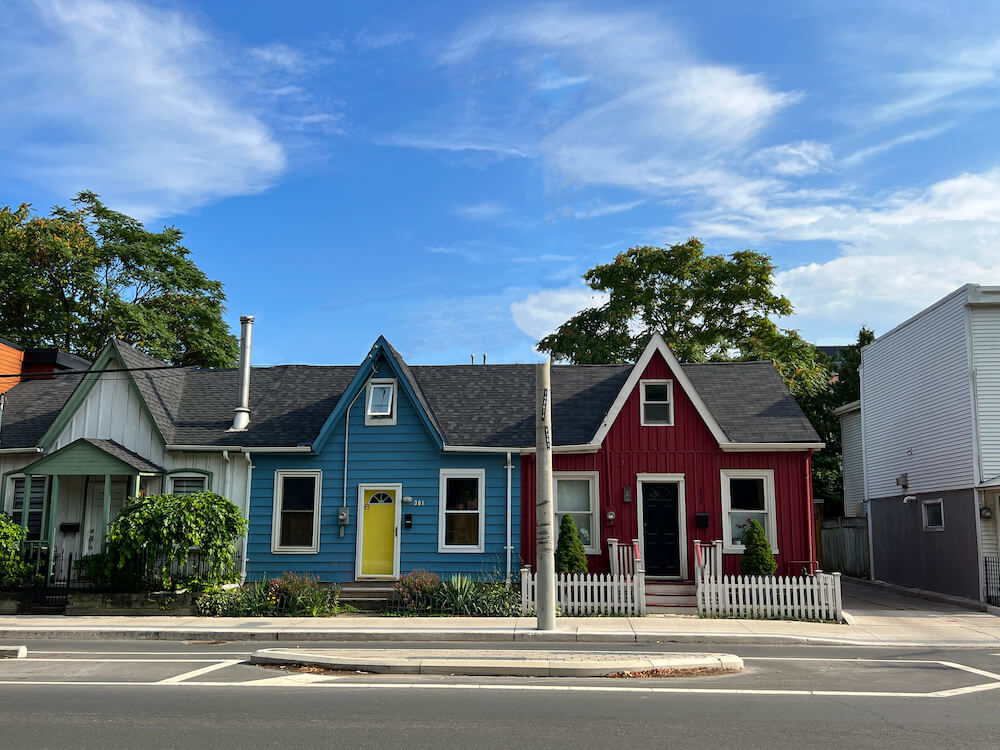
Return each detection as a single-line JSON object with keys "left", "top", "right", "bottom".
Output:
{"left": 536, "top": 239, "right": 827, "bottom": 398}
{"left": 739, "top": 520, "right": 777, "bottom": 576}
{"left": 0, "top": 192, "right": 238, "bottom": 367}
{"left": 555, "top": 514, "right": 589, "bottom": 574}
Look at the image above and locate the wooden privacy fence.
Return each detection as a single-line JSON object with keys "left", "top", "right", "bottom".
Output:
{"left": 820, "top": 517, "right": 870, "bottom": 578}
{"left": 694, "top": 540, "right": 844, "bottom": 622}
{"left": 519, "top": 567, "right": 645, "bottom": 616}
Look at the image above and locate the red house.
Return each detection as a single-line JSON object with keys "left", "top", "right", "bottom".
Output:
{"left": 521, "top": 335, "right": 823, "bottom": 586}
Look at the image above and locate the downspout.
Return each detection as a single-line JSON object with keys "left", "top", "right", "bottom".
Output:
{"left": 221, "top": 450, "right": 230, "bottom": 499}
{"left": 240, "top": 449, "right": 253, "bottom": 582}
{"left": 505, "top": 451, "right": 513, "bottom": 586}
{"left": 342, "top": 359, "right": 378, "bottom": 531}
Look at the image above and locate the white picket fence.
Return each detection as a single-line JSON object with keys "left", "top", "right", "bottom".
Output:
{"left": 520, "top": 568, "right": 645, "bottom": 616}
{"left": 607, "top": 537, "right": 641, "bottom": 577}
{"left": 694, "top": 539, "right": 844, "bottom": 622}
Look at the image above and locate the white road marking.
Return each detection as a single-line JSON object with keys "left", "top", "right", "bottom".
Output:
{"left": 157, "top": 660, "right": 243, "bottom": 684}
{"left": 30, "top": 650, "right": 252, "bottom": 656}
{"left": 24, "top": 658, "right": 235, "bottom": 663}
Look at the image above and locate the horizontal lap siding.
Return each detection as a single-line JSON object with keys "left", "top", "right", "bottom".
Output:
{"left": 522, "top": 352, "right": 814, "bottom": 576}
{"left": 0, "top": 343, "right": 24, "bottom": 395}
{"left": 246, "top": 369, "right": 519, "bottom": 583}
{"left": 862, "top": 290, "right": 973, "bottom": 498}
{"left": 972, "top": 305, "right": 1000, "bottom": 481}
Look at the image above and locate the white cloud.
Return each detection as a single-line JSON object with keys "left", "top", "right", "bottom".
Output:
{"left": 377, "top": 133, "right": 531, "bottom": 160}
{"left": 841, "top": 124, "right": 953, "bottom": 167}
{"left": 248, "top": 43, "right": 309, "bottom": 73}
{"left": 455, "top": 201, "right": 505, "bottom": 219}
{"left": 1, "top": 0, "right": 286, "bottom": 219}
{"left": 511, "top": 287, "right": 609, "bottom": 340}
{"left": 535, "top": 73, "right": 588, "bottom": 91}
{"left": 752, "top": 141, "right": 834, "bottom": 176}
{"left": 355, "top": 30, "right": 413, "bottom": 51}
{"left": 437, "top": 9, "right": 799, "bottom": 194}
{"left": 566, "top": 199, "right": 645, "bottom": 220}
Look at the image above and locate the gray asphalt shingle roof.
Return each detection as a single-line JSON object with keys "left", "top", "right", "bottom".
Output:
{"left": 0, "top": 341, "right": 820, "bottom": 450}
{"left": 82, "top": 438, "right": 164, "bottom": 473}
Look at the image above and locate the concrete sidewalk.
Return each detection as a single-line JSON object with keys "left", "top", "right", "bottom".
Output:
{"left": 1, "top": 606, "right": 998, "bottom": 647}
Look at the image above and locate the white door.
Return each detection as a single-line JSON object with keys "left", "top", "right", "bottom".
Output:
{"left": 83, "top": 481, "right": 127, "bottom": 555}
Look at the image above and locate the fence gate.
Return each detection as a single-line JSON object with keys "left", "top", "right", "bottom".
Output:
{"left": 986, "top": 556, "right": 1000, "bottom": 606}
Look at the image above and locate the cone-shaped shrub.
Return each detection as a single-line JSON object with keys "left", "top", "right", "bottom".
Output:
{"left": 555, "top": 514, "right": 589, "bottom": 574}
{"left": 739, "top": 519, "right": 777, "bottom": 576}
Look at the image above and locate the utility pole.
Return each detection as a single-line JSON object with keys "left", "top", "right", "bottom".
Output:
{"left": 535, "top": 359, "right": 556, "bottom": 631}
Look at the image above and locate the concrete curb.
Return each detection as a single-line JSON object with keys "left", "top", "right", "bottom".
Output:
{"left": 0, "top": 627, "right": 965, "bottom": 647}
{"left": 249, "top": 647, "right": 744, "bottom": 677}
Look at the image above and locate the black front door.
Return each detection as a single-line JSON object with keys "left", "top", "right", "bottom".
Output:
{"left": 642, "top": 482, "right": 681, "bottom": 577}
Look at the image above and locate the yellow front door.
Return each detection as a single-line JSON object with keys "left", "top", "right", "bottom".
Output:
{"left": 360, "top": 487, "right": 397, "bottom": 577}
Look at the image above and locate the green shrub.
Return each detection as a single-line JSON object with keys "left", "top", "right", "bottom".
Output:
{"left": 195, "top": 573, "right": 341, "bottom": 617}
{"left": 739, "top": 519, "right": 777, "bottom": 576}
{"left": 391, "top": 571, "right": 521, "bottom": 617}
{"left": 107, "top": 492, "right": 247, "bottom": 589}
{"left": 555, "top": 514, "right": 589, "bottom": 574}
{"left": 394, "top": 570, "right": 441, "bottom": 612}
{"left": 0, "top": 513, "right": 30, "bottom": 591}
{"left": 75, "top": 553, "right": 111, "bottom": 586}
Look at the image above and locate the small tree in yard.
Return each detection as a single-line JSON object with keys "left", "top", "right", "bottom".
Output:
{"left": 739, "top": 520, "right": 777, "bottom": 576}
{"left": 555, "top": 514, "right": 589, "bottom": 574}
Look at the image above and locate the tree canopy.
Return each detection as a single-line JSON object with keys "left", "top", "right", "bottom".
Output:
{"left": 537, "top": 238, "right": 828, "bottom": 398}
{"left": 0, "top": 192, "right": 238, "bottom": 367}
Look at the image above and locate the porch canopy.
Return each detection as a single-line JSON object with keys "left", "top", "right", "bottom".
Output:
{"left": 16, "top": 438, "right": 163, "bottom": 551}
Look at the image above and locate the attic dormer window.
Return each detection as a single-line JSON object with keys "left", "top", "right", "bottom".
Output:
{"left": 365, "top": 379, "right": 397, "bottom": 425}
{"left": 640, "top": 379, "right": 673, "bottom": 426}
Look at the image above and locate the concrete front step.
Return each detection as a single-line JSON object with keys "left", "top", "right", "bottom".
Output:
{"left": 339, "top": 582, "right": 396, "bottom": 612}
{"left": 646, "top": 594, "right": 697, "bottom": 607}
{"left": 645, "top": 583, "right": 696, "bottom": 596}
{"left": 646, "top": 604, "right": 698, "bottom": 615}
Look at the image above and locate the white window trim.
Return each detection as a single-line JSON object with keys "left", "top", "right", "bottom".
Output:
{"left": 168, "top": 473, "right": 208, "bottom": 495}
{"left": 720, "top": 468, "right": 778, "bottom": 554}
{"left": 639, "top": 378, "right": 674, "bottom": 427}
{"left": 636, "top": 473, "right": 688, "bottom": 579}
{"left": 553, "top": 471, "right": 600, "bottom": 555}
{"left": 922, "top": 498, "right": 945, "bottom": 532}
{"left": 270, "top": 470, "right": 323, "bottom": 554}
{"left": 438, "top": 468, "right": 486, "bottom": 553}
{"left": 365, "top": 378, "right": 398, "bottom": 426}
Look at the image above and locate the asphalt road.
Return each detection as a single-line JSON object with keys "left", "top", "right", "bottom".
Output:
{"left": 2, "top": 640, "right": 1000, "bottom": 749}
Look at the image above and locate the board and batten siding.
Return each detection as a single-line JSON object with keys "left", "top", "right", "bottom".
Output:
{"left": 840, "top": 408, "right": 864, "bottom": 517}
{"left": 164, "top": 451, "right": 251, "bottom": 516}
{"left": 51, "top": 371, "right": 165, "bottom": 466}
{"left": 245, "top": 366, "right": 520, "bottom": 583}
{"left": 861, "top": 288, "right": 975, "bottom": 499}
{"left": 971, "top": 303, "right": 1000, "bottom": 482}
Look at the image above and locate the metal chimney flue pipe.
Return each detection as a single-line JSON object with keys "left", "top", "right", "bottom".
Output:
{"left": 231, "top": 315, "right": 254, "bottom": 431}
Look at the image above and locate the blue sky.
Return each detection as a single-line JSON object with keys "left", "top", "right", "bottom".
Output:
{"left": 4, "top": 1, "right": 1000, "bottom": 365}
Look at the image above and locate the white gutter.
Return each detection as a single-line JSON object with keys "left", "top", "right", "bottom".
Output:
{"left": 240, "top": 449, "right": 253, "bottom": 582}
{"left": 166, "top": 445, "right": 313, "bottom": 453}
{"left": 505, "top": 450, "right": 513, "bottom": 587}
{"left": 718, "top": 442, "right": 826, "bottom": 452}
{"left": 0, "top": 447, "right": 42, "bottom": 455}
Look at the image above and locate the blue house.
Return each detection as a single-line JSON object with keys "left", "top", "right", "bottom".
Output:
{"left": 244, "top": 338, "right": 522, "bottom": 584}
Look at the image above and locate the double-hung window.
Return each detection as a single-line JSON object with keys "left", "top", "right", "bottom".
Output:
{"left": 11, "top": 476, "right": 48, "bottom": 541}
{"left": 438, "top": 469, "right": 485, "bottom": 552}
{"left": 271, "top": 471, "right": 322, "bottom": 553}
{"left": 720, "top": 469, "right": 777, "bottom": 553}
{"left": 640, "top": 379, "right": 673, "bottom": 426}
{"left": 554, "top": 472, "right": 599, "bottom": 554}
{"left": 366, "top": 379, "right": 397, "bottom": 425}
{"left": 170, "top": 475, "right": 207, "bottom": 495}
